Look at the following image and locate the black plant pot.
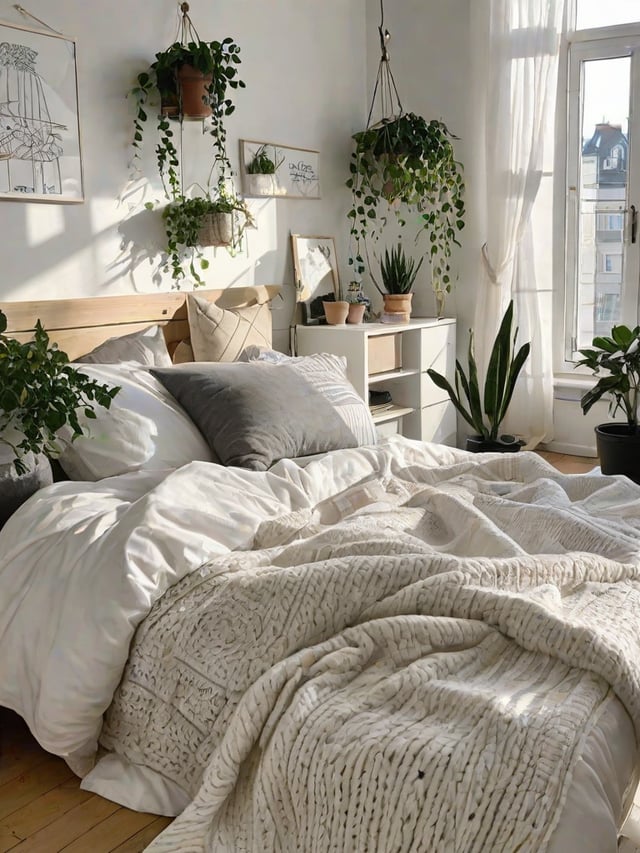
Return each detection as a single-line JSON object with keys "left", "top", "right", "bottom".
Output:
{"left": 466, "top": 436, "right": 524, "bottom": 453}
{"left": 595, "top": 423, "right": 640, "bottom": 483}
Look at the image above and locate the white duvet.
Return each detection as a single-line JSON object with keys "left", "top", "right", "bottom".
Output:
{"left": 2, "top": 437, "right": 640, "bottom": 852}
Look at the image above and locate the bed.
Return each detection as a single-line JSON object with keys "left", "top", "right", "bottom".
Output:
{"left": 1, "top": 292, "right": 640, "bottom": 853}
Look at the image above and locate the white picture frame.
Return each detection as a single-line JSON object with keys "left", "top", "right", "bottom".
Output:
{"left": 0, "top": 21, "right": 84, "bottom": 203}
{"left": 241, "top": 140, "right": 320, "bottom": 199}
{"left": 290, "top": 234, "right": 340, "bottom": 303}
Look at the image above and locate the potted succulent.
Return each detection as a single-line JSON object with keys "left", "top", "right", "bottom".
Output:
{"left": 372, "top": 243, "right": 423, "bottom": 323}
{"left": 577, "top": 324, "right": 640, "bottom": 482}
{"left": 427, "top": 300, "right": 530, "bottom": 451}
{"left": 346, "top": 113, "right": 465, "bottom": 316}
{"left": 0, "top": 310, "right": 119, "bottom": 524}
{"left": 244, "top": 144, "right": 284, "bottom": 196}
{"left": 161, "top": 188, "right": 254, "bottom": 285}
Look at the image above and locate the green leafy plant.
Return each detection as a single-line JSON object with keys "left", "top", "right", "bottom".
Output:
{"left": 160, "top": 190, "right": 254, "bottom": 285}
{"left": 346, "top": 113, "right": 465, "bottom": 307}
{"left": 427, "top": 300, "right": 530, "bottom": 443}
{"left": 0, "top": 311, "right": 119, "bottom": 473}
{"left": 577, "top": 324, "right": 640, "bottom": 430}
{"left": 246, "top": 144, "right": 284, "bottom": 175}
{"left": 130, "top": 37, "right": 245, "bottom": 199}
{"left": 376, "top": 243, "right": 424, "bottom": 294}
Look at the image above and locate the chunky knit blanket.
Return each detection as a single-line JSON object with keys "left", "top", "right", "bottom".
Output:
{"left": 100, "top": 445, "right": 640, "bottom": 852}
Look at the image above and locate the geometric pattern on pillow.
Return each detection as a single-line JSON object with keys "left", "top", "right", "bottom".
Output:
{"left": 187, "top": 293, "right": 272, "bottom": 362}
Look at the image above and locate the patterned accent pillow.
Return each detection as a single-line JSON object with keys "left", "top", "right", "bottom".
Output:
{"left": 151, "top": 354, "right": 377, "bottom": 471}
{"left": 187, "top": 293, "right": 272, "bottom": 362}
{"left": 77, "top": 325, "right": 172, "bottom": 367}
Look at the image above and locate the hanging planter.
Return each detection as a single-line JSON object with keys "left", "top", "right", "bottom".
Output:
{"left": 176, "top": 64, "right": 212, "bottom": 119}
{"left": 346, "top": 6, "right": 465, "bottom": 317}
{"left": 197, "top": 211, "right": 233, "bottom": 247}
{"left": 129, "top": 3, "right": 249, "bottom": 285}
{"left": 162, "top": 192, "right": 253, "bottom": 284}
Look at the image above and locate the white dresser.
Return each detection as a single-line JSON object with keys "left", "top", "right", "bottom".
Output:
{"left": 294, "top": 318, "right": 456, "bottom": 445}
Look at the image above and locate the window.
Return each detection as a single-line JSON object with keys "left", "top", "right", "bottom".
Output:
{"left": 564, "top": 5, "right": 640, "bottom": 362}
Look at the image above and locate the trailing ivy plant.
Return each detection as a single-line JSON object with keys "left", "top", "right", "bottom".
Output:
{"left": 129, "top": 37, "right": 245, "bottom": 199}
{"left": 0, "top": 311, "right": 119, "bottom": 473}
{"left": 346, "top": 113, "right": 465, "bottom": 308}
{"left": 129, "top": 29, "right": 249, "bottom": 285}
{"left": 160, "top": 189, "right": 254, "bottom": 285}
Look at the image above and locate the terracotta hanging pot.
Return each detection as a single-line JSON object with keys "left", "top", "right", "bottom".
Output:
{"left": 177, "top": 64, "right": 212, "bottom": 118}
{"left": 198, "top": 212, "right": 233, "bottom": 247}
{"left": 383, "top": 292, "right": 412, "bottom": 323}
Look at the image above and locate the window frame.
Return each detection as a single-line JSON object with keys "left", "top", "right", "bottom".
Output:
{"left": 556, "top": 19, "right": 640, "bottom": 376}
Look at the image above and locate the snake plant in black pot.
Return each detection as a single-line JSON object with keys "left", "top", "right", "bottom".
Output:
{"left": 427, "top": 300, "right": 530, "bottom": 451}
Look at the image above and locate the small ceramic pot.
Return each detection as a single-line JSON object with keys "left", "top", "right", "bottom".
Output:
{"left": 323, "top": 300, "right": 349, "bottom": 325}
{"left": 177, "top": 64, "right": 212, "bottom": 119}
{"left": 347, "top": 302, "right": 366, "bottom": 324}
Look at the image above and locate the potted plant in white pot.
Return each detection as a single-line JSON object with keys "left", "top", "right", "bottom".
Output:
{"left": 244, "top": 144, "right": 284, "bottom": 196}
{"left": 0, "top": 310, "right": 119, "bottom": 525}
{"left": 577, "top": 324, "right": 640, "bottom": 482}
{"left": 427, "top": 300, "right": 530, "bottom": 451}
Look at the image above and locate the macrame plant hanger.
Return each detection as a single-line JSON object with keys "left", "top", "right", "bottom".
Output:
{"left": 366, "top": 0, "right": 403, "bottom": 130}
{"left": 175, "top": 2, "right": 200, "bottom": 47}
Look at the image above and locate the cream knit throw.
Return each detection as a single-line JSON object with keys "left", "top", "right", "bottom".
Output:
{"left": 100, "top": 449, "right": 640, "bottom": 852}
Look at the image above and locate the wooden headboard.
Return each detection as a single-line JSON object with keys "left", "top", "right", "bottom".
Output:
{"left": 0, "top": 286, "right": 280, "bottom": 360}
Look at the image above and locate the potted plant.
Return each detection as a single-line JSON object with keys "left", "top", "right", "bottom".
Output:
{"left": 577, "top": 324, "right": 640, "bottom": 482}
{"left": 427, "top": 300, "right": 530, "bottom": 451}
{"left": 0, "top": 310, "right": 119, "bottom": 524}
{"left": 161, "top": 188, "right": 254, "bottom": 285}
{"left": 130, "top": 36, "right": 245, "bottom": 199}
{"left": 372, "top": 243, "right": 423, "bottom": 323}
{"left": 346, "top": 113, "right": 465, "bottom": 316}
{"left": 244, "top": 144, "right": 284, "bottom": 196}
{"left": 129, "top": 15, "right": 248, "bottom": 285}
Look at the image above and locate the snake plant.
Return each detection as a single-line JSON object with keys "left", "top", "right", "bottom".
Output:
{"left": 427, "top": 300, "right": 530, "bottom": 442}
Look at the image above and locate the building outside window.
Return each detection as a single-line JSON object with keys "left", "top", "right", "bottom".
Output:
{"left": 564, "top": 2, "right": 640, "bottom": 358}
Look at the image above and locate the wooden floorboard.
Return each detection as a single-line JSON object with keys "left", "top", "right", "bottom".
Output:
{"left": 0, "top": 449, "right": 600, "bottom": 851}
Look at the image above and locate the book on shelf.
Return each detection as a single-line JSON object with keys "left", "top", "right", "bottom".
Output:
{"left": 369, "top": 401, "right": 395, "bottom": 414}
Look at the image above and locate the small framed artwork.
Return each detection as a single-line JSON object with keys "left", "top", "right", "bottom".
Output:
{"left": 241, "top": 140, "right": 320, "bottom": 199}
{"left": 0, "top": 21, "right": 84, "bottom": 203}
{"left": 290, "top": 235, "right": 340, "bottom": 311}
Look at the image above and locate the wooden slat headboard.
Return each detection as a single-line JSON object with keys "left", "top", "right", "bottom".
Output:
{"left": 0, "top": 286, "right": 280, "bottom": 360}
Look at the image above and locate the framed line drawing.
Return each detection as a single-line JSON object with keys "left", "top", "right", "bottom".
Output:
{"left": 0, "top": 21, "right": 84, "bottom": 203}
{"left": 241, "top": 140, "right": 320, "bottom": 199}
{"left": 291, "top": 234, "right": 339, "bottom": 304}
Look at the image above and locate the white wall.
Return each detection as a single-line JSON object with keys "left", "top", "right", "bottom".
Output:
{"left": 0, "top": 1, "right": 367, "bottom": 350}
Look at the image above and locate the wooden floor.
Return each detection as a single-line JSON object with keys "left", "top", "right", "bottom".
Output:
{"left": 0, "top": 450, "right": 599, "bottom": 852}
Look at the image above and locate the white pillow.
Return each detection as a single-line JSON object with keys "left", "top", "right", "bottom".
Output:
{"left": 76, "top": 325, "right": 172, "bottom": 367}
{"left": 57, "top": 364, "right": 214, "bottom": 481}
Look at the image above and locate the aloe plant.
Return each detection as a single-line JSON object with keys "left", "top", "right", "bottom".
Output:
{"left": 427, "top": 300, "right": 530, "bottom": 442}
{"left": 376, "top": 244, "right": 424, "bottom": 295}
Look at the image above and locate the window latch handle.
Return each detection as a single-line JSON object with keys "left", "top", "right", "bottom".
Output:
{"left": 632, "top": 204, "right": 638, "bottom": 244}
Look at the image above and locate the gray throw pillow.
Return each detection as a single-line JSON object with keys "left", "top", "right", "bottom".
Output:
{"left": 77, "top": 325, "right": 172, "bottom": 367}
{"left": 151, "top": 355, "right": 377, "bottom": 471}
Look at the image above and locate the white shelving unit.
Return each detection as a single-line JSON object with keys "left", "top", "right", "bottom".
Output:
{"left": 294, "top": 317, "right": 457, "bottom": 445}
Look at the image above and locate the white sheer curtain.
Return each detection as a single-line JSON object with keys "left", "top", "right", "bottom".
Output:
{"left": 471, "top": 0, "right": 565, "bottom": 447}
